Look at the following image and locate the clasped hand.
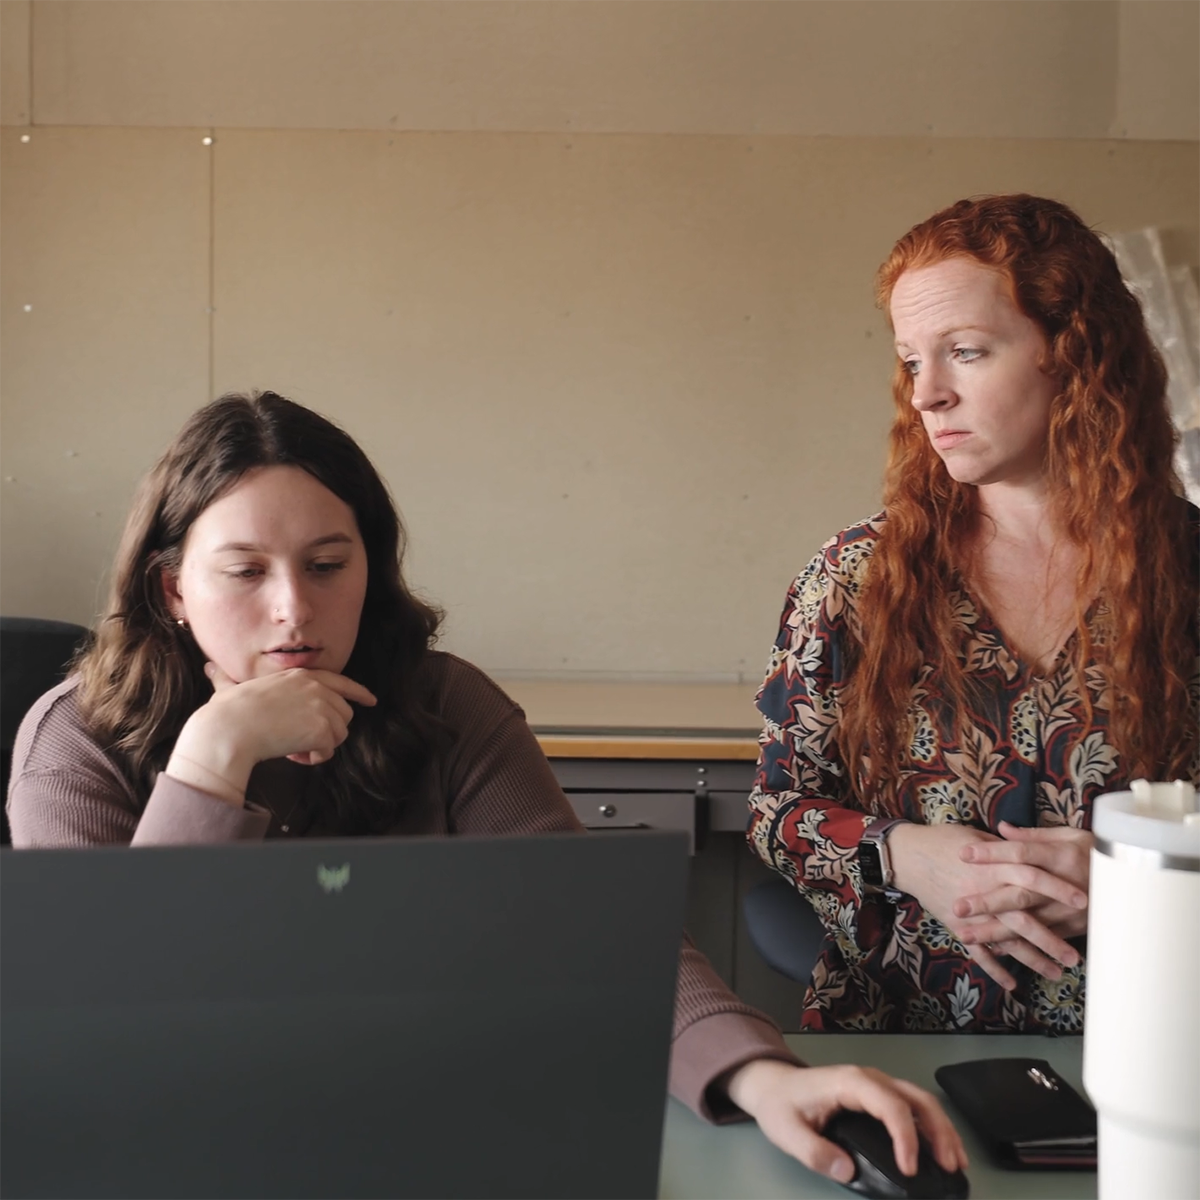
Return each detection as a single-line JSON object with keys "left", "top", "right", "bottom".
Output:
{"left": 892, "top": 821, "right": 1092, "bottom": 990}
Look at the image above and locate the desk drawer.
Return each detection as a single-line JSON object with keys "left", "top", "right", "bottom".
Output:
{"left": 551, "top": 758, "right": 752, "bottom": 793}
{"left": 566, "top": 792, "right": 698, "bottom": 854}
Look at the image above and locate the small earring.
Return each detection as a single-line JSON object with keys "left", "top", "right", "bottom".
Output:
{"left": 176, "top": 618, "right": 188, "bottom": 629}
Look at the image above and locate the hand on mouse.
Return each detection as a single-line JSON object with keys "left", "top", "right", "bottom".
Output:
{"left": 723, "top": 1060, "right": 968, "bottom": 1184}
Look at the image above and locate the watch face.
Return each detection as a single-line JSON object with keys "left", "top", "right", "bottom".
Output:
{"left": 859, "top": 839, "right": 887, "bottom": 888}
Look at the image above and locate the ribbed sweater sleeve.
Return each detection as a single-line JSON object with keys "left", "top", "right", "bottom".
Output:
{"left": 6, "top": 679, "right": 270, "bottom": 847}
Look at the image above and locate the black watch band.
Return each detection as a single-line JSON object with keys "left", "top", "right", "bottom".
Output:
{"left": 858, "top": 816, "right": 907, "bottom": 897}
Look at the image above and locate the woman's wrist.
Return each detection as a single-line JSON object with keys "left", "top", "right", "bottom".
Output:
{"left": 164, "top": 752, "right": 246, "bottom": 808}
{"left": 723, "top": 1057, "right": 800, "bottom": 1116}
{"left": 885, "top": 820, "right": 931, "bottom": 900}
{"left": 166, "top": 709, "right": 256, "bottom": 807}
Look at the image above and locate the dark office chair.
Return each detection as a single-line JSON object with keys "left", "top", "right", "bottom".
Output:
{"left": 1, "top": 616, "right": 91, "bottom": 844}
{"left": 742, "top": 876, "right": 827, "bottom": 984}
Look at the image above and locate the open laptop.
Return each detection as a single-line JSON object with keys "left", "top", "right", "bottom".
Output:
{"left": 1, "top": 829, "right": 688, "bottom": 1199}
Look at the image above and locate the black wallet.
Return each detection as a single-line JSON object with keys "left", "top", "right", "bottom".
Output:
{"left": 935, "top": 1057, "right": 1097, "bottom": 1170}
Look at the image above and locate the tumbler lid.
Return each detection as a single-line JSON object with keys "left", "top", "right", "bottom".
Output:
{"left": 1093, "top": 781, "right": 1200, "bottom": 867}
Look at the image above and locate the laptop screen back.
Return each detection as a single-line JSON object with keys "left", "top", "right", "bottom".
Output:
{"left": 1, "top": 830, "right": 688, "bottom": 1199}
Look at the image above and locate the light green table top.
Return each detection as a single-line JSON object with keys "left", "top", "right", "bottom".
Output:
{"left": 659, "top": 1033, "right": 1096, "bottom": 1199}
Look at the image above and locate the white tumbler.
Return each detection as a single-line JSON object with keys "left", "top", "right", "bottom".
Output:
{"left": 1084, "top": 780, "right": 1200, "bottom": 1200}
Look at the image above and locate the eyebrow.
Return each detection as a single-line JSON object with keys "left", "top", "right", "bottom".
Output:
{"left": 210, "top": 533, "right": 356, "bottom": 554}
{"left": 895, "top": 325, "right": 995, "bottom": 350}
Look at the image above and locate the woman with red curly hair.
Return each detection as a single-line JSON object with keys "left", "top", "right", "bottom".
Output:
{"left": 749, "top": 194, "right": 1198, "bottom": 1033}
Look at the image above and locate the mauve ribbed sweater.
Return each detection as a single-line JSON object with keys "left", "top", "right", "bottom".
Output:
{"left": 7, "top": 650, "right": 799, "bottom": 1121}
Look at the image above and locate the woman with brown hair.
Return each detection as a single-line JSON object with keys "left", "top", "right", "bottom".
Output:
{"left": 8, "top": 391, "right": 965, "bottom": 1186}
{"left": 749, "top": 193, "right": 1198, "bottom": 1033}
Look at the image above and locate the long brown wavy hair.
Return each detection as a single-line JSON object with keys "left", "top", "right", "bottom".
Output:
{"left": 841, "top": 194, "right": 1197, "bottom": 815}
{"left": 77, "top": 391, "right": 446, "bottom": 833}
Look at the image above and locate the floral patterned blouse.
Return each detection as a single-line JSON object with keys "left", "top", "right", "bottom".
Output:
{"left": 747, "top": 510, "right": 1199, "bottom": 1034}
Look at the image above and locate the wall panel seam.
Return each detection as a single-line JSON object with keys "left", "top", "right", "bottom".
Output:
{"left": 207, "top": 128, "right": 215, "bottom": 401}
{"left": 28, "top": 0, "right": 35, "bottom": 126}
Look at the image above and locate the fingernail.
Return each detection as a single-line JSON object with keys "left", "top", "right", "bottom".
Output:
{"left": 830, "top": 1157, "right": 854, "bottom": 1183}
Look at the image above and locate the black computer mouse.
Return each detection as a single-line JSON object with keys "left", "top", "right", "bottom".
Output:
{"left": 822, "top": 1109, "right": 970, "bottom": 1199}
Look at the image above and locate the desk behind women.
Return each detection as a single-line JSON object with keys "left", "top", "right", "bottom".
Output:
{"left": 660, "top": 1033, "right": 1095, "bottom": 1199}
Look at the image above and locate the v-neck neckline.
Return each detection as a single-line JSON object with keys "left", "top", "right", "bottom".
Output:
{"left": 957, "top": 576, "right": 1085, "bottom": 683}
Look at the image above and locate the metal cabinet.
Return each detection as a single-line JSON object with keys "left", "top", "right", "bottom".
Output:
{"left": 546, "top": 756, "right": 809, "bottom": 1031}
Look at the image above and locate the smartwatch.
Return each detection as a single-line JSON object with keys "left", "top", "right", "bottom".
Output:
{"left": 858, "top": 817, "right": 908, "bottom": 899}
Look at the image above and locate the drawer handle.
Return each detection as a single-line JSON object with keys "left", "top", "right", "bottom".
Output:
{"left": 598, "top": 803, "right": 617, "bottom": 818}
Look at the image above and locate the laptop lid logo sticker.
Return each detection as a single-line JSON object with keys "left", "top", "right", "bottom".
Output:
{"left": 317, "top": 864, "right": 351, "bottom": 894}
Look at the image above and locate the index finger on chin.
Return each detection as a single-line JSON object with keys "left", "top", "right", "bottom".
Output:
{"left": 308, "top": 671, "right": 378, "bottom": 707}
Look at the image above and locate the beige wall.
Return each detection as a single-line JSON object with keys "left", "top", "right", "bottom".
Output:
{"left": 1, "top": 127, "right": 210, "bottom": 624}
{"left": 12, "top": 0, "right": 1123, "bottom": 134}
{"left": 7, "top": 1, "right": 1199, "bottom": 139}
{"left": 2, "top": 1, "right": 1197, "bottom": 680}
{"left": 1116, "top": 0, "right": 1200, "bottom": 139}
{"left": 0, "top": 0, "right": 29, "bottom": 126}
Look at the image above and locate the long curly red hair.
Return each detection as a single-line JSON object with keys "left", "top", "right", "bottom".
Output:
{"left": 841, "top": 194, "right": 1197, "bottom": 815}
